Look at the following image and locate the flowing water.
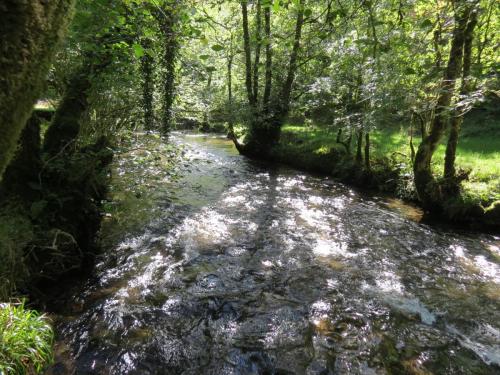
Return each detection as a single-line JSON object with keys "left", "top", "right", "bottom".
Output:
{"left": 49, "top": 133, "right": 500, "bottom": 375}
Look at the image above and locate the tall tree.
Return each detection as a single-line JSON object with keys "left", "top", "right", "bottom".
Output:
{"left": 278, "top": 0, "right": 305, "bottom": 119}
{"left": 141, "top": 39, "right": 156, "bottom": 131}
{"left": 413, "top": 0, "right": 477, "bottom": 208}
{"left": 263, "top": 4, "right": 273, "bottom": 112}
{"left": 253, "top": 0, "right": 263, "bottom": 103}
{"left": 241, "top": 0, "right": 256, "bottom": 108}
{"left": 236, "top": 0, "right": 305, "bottom": 156}
{"left": 158, "top": 1, "right": 180, "bottom": 134}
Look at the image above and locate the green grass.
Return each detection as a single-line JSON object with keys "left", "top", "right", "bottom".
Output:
{"left": 0, "top": 302, "right": 54, "bottom": 374}
{"left": 280, "top": 123, "right": 500, "bottom": 203}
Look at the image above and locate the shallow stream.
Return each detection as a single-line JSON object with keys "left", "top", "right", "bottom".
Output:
{"left": 49, "top": 133, "right": 500, "bottom": 374}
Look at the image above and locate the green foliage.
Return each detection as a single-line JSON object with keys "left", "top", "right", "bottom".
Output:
{"left": 132, "top": 43, "right": 145, "bottom": 58}
{"left": 0, "top": 302, "right": 54, "bottom": 374}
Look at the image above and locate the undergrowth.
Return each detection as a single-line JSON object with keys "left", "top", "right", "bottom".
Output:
{"left": 0, "top": 204, "right": 33, "bottom": 301}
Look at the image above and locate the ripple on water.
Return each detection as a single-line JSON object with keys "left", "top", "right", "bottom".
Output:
{"left": 49, "top": 133, "right": 500, "bottom": 375}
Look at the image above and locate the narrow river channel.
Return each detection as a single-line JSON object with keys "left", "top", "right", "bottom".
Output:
{"left": 48, "top": 133, "right": 500, "bottom": 374}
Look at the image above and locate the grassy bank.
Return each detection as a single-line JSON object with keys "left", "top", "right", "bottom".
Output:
{"left": 269, "top": 109, "right": 500, "bottom": 227}
{"left": 277, "top": 123, "right": 499, "bottom": 203}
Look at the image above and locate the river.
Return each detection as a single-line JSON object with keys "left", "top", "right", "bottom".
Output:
{"left": 48, "top": 133, "right": 500, "bottom": 374}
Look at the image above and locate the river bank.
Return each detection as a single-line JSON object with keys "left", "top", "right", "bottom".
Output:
{"left": 0, "top": 132, "right": 184, "bottom": 374}
{"left": 261, "top": 124, "right": 500, "bottom": 231}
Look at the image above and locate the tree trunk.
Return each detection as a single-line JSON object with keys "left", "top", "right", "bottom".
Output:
{"left": 336, "top": 128, "right": 343, "bottom": 143}
{"left": 1, "top": 111, "right": 44, "bottom": 202}
{"left": 252, "top": 0, "right": 262, "bottom": 103}
{"left": 444, "top": 9, "right": 478, "bottom": 179}
{"left": 141, "top": 44, "right": 155, "bottom": 132}
{"left": 356, "top": 130, "right": 363, "bottom": 164}
{"left": 364, "top": 132, "right": 371, "bottom": 170}
{"left": 433, "top": 14, "right": 443, "bottom": 69}
{"left": 236, "top": 0, "right": 304, "bottom": 157}
{"left": 413, "top": 2, "right": 472, "bottom": 207}
{"left": 227, "top": 54, "right": 235, "bottom": 135}
{"left": 202, "top": 71, "right": 213, "bottom": 130}
{"left": 43, "top": 65, "right": 93, "bottom": 157}
{"left": 159, "top": 8, "right": 179, "bottom": 134}
{"left": 279, "top": 0, "right": 305, "bottom": 118}
{"left": 0, "top": 0, "right": 75, "bottom": 179}
{"left": 409, "top": 116, "right": 416, "bottom": 162}
{"left": 241, "top": 1, "right": 255, "bottom": 107}
{"left": 263, "top": 5, "right": 273, "bottom": 112}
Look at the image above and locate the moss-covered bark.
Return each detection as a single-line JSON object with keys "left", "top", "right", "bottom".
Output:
{"left": 235, "top": 0, "right": 304, "bottom": 157}
{"left": 42, "top": 65, "right": 92, "bottom": 157}
{"left": 413, "top": 2, "right": 471, "bottom": 209}
{"left": 158, "top": 5, "right": 179, "bottom": 134}
{"left": 444, "top": 9, "right": 478, "bottom": 179}
{"left": 0, "top": 0, "right": 75, "bottom": 178}
{"left": 141, "top": 42, "right": 155, "bottom": 131}
{"left": 241, "top": 1, "right": 256, "bottom": 108}
{"left": 0, "top": 111, "right": 46, "bottom": 202}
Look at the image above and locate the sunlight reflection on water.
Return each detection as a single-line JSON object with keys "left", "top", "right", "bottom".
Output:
{"left": 49, "top": 133, "right": 500, "bottom": 375}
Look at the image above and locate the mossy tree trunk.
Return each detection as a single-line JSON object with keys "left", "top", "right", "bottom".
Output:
{"left": 0, "top": 0, "right": 75, "bottom": 179}
{"left": 226, "top": 33, "right": 238, "bottom": 137}
{"left": 444, "top": 9, "right": 478, "bottom": 179}
{"left": 159, "top": 6, "right": 179, "bottom": 134}
{"left": 42, "top": 65, "right": 92, "bottom": 157}
{"left": 241, "top": 0, "right": 256, "bottom": 109}
{"left": 252, "top": 0, "right": 262, "bottom": 103}
{"left": 1, "top": 112, "right": 45, "bottom": 202}
{"left": 356, "top": 130, "right": 363, "bottom": 164}
{"left": 141, "top": 40, "right": 155, "bottom": 132}
{"left": 413, "top": 1, "right": 473, "bottom": 209}
{"left": 236, "top": 0, "right": 305, "bottom": 157}
{"left": 277, "top": 0, "right": 305, "bottom": 122}
{"left": 364, "top": 132, "right": 371, "bottom": 170}
{"left": 263, "top": 5, "right": 272, "bottom": 113}
{"left": 43, "top": 46, "right": 112, "bottom": 158}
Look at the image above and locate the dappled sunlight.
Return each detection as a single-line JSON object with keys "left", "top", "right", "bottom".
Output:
{"left": 53, "top": 133, "right": 500, "bottom": 374}
{"left": 449, "top": 244, "right": 500, "bottom": 283}
{"left": 313, "top": 238, "right": 350, "bottom": 258}
{"left": 180, "top": 211, "right": 231, "bottom": 250}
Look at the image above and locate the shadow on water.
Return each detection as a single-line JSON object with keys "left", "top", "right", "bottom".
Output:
{"left": 47, "top": 133, "right": 500, "bottom": 375}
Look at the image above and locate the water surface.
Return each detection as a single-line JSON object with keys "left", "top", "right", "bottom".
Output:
{"left": 49, "top": 133, "right": 500, "bottom": 374}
